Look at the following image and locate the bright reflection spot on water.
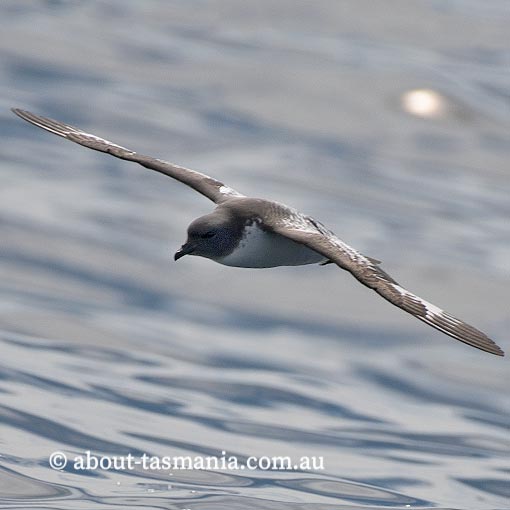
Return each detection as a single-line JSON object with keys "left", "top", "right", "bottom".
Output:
{"left": 401, "top": 89, "right": 446, "bottom": 118}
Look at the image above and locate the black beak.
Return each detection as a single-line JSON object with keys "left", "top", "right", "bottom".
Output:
{"left": 174, "top": 243, "right": 195, "bottom": 261}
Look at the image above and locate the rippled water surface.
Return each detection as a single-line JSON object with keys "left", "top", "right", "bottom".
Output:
{"left": 1, "top": 2, "right": 509, "bottom": 509}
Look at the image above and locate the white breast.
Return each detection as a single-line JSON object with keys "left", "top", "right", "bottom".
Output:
{"left": 216, "top": 223, "right": 325, "bottom": 268}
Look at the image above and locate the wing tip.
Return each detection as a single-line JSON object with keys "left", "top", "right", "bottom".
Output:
{"left": 474, "top": 339, "right": 505, "bottom": 356}
{"left": 488, "top": 343, "right": 505, "bottom": 357}
{"left": 11, "top": 107, "right": 28, "bottom": 119}
{"left": 11, "top": 107, "right": 68, "bottom": 135}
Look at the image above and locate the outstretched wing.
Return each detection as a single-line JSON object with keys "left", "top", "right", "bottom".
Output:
{"left": 267, "top": 214, "right": 504, "bottom": 356}
{"left": 12, "top": 108, "right": 244, "bottom": 204}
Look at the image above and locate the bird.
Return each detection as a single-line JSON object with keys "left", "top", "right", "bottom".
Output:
{"left": 11, "top": 108, "right": 504, "bottom": 357}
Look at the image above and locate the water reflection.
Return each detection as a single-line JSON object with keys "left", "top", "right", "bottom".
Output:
{"left": 0, "top": 328, "right": 508, "bottom": 508}
{"left": 401, "top": 89, "right": 446, "bottom": 119}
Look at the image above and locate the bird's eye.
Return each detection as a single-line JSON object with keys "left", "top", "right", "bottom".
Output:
{"left": 201, "top": 231, "right": 216, "bottom": 239}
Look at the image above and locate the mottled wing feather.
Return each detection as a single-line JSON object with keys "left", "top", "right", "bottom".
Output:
{"left": 268, "top": 214, "right": 504, "bottom": 356}
{"left": 11, "top": 108, "right": 244, "bottom": 204}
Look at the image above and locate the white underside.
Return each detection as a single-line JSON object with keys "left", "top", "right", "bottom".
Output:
{"left": 215, "top": 223, "right": 326, "bottom": 268}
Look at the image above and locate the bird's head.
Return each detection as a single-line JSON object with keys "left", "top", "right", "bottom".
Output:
{"left": 174, "top": 210, "right": 238, "bottom": 262}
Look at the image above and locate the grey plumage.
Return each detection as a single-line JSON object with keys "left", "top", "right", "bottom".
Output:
{"left": 11, "top": 108, "right": 505, "bottom": 357}
{"left": 11, "top": 108, "right": 243, "bottom": 204}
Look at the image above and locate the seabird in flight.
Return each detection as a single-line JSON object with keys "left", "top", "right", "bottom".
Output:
{"left": 11, "top": 108, "right": 504, "bottom": 357}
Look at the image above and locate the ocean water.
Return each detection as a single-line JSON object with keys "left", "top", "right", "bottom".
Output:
{"left": 0, "top": 1, "right": 509, "bottom": 509}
